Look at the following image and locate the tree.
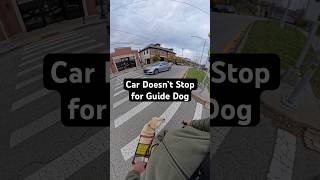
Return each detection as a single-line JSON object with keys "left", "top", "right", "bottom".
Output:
{"left": 153, "top": 52, "right": 161, "bottom": 62}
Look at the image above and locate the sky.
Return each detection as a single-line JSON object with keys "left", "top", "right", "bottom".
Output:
{"left": 110, "top": 0, "right": 210, "bottom": 64}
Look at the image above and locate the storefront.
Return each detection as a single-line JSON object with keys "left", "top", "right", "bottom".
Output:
{"left": 114, "top": 56, "right": 137, "bottom": 71}
{"left": 16, "top": 0, "right": 84, "bottom": 31}
{"left": 110, "top": 47, "right": 141, "bottom": 73}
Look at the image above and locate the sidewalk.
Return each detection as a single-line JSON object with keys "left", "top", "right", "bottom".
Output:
{"left": 0, "top": 15, "right": 106, "bottom": 55}
{"left": 261, "top": 82, "right": 320, "bottom": 131}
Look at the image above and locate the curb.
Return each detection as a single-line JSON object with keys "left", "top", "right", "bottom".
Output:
{"left": 183, "top": 68, "right": 210, "bottom": 109}
{"left": 222, "top": 22, "right": 252, "bottom": 54}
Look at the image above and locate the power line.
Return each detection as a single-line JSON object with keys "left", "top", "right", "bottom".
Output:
{"left": 170, "top": 0, "right": 209, "bottom": 14}
{"left": 111, "top": 0, "right": 149, "bottom": 11}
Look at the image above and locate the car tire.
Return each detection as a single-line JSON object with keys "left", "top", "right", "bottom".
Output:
{"left": 154, "top": 69, "right": 159, "bottom": 74}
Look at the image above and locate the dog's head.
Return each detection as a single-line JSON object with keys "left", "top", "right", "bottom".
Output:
{"left": 147, "top": 117, "right": 165, "bottom": 130}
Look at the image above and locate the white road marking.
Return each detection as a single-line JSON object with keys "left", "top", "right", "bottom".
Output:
{"left": 115, "top": 84, "right": 123, "bottom": 90}
{"left": 113, "top": 96, "right": 129, "bottom": 109}
{"left": 267, "top": 129, "right": 296, "bottom": 180}
{"left": 113, "top": 89, "right": 126, "bottom": 97}
{"left": 73, "top": 43, "right": 105, "bottom": 53}
{"left": 22, "top": 36, "right": 89, "bottom": 61}
{"left": 22, "top": 33, "right": 83, "bottom": 56}
{"left": 23, "top": 32, "right": 77, "bottom": 51}
{"left": 17, "top": 64, "right": 42, "bottom": 77}
{"left": 193, "top": 103, "right": 203, "bottom": 120}
{"left": 114, "top": 81, "right": 124, "bottom": 87}
{"left": 11, "top": 88, "right": 52, "bottom": 111}
{"left": 19, "top": 39, "right": 96, "bottom": 67}
{"left": 121, "top": 102, "right": 182, "bottom": 161}
{"left": 114, "top": 102, "right": 153, "bottom": 128}
{"left": 15, "top": 74, "right": 43, "bottom": 90}
{"left": 10, "top": 109, "right": 60, "bottom": 148}
{"left": 24, "top": 128, "right": 109, "bottom": 180}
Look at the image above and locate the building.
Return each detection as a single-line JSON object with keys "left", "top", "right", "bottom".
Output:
{"left": 0, "top": 0, "right": 104, "bottom": 42}
{"left": 110, "top": 47, "right": 141, "bottom": 73}
{"left": 139, "top": 43, "right": 176, "bottom": 64}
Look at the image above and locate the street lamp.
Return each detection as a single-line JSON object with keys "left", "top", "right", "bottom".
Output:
{"left": 191, "top": 35, "right": 209, "bottom": 92}
{"left": 191, "top": 35, "right": 207, "bottom": 66}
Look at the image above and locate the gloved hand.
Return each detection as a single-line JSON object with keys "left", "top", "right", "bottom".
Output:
{"left": 132, "top": 161, "right": 146, "bottom": 174}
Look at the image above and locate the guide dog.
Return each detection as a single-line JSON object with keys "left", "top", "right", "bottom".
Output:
{"left": 139, "top": 117, "right": 165, "bottom": 144}
{"left": 133, "top": 117, "right": 165, "bottom": 163}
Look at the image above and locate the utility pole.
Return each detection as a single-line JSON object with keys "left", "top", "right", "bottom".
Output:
{"left": 296, "top": 22, "right": 318, "bottom": 68}
{"left": 281, "top": 0, "right": 292, "bottom": 28}
{"left": 199, "top": 39, "right": 206, "bottom": 66}
{"left": 182, "top": 48, "right": 184, "bottom": 58}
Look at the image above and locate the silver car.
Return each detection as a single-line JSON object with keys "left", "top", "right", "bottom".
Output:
{"left": 143, "top": 61, "right": 171, "bottom": 75}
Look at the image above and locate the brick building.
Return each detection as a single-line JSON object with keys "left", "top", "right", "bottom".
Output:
{"left": 0, "top": 0, "right": 102, "bottom": 42}
{"left": 139, "top": 43, "right": 176, "bottom": 64}
{"left": 110, "top": 47, "right": 141, "bottom": 73}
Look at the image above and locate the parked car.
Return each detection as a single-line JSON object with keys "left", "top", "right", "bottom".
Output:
{"left": 143, "top": 61, "right": 171, "bottom": 75}
{"left": 213, "top": 5, "right": 236, "bottom": 14}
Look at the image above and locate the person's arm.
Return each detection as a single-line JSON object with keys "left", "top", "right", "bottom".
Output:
{"left": 191, "top": 118, "right": 210, "bottom": 132}
{"left": 125, "top": 170, "right": 140, "bottom": 180}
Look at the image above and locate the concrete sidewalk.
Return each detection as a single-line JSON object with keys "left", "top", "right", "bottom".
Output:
{"left": 0, "top": 15, "right": 107, "bottom": 55}
{"left": 261, "top": 82, "right": 320, "bottom": 131}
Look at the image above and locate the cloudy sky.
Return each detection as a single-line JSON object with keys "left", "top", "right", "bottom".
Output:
{"left": 110, "top": 0, "right": 210, "bottom": 64}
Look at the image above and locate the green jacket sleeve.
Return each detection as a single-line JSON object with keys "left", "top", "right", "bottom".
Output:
{"left": 191, "top": 118, "right": 210, "bottom": 132}
{"left": 125, "top": 170, "right": 140, "bottom": 180}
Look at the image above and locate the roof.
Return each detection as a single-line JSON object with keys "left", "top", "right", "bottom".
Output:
{"left": 140, "top": 44, "right": 176, "bottom": 54}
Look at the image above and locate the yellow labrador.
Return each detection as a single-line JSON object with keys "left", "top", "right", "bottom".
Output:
{"left": 139, "top": 117, "right": 165, "bottom": 144}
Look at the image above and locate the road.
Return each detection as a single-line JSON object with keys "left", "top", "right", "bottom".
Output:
{"left": 212, "top": 12, "right": 259, "bottom": 53}
{"left": 211, "top": 13, "right": 320, "bottom": 180}
{"left": 0, "top": 24, "right": 109, "bottom": 179}
{"left": 110, "top": 66, "right": 210, "bottom": 180}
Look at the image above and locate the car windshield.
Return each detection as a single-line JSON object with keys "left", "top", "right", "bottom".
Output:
{"left": 151, "top": 62, "right": 163, "bottom": 66}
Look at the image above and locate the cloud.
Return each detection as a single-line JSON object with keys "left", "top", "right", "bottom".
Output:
{"left": 110, "top": 0, "right": 210, "bottom": 64}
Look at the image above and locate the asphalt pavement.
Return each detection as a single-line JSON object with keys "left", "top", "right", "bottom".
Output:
{"left": 0, "top": 24, "right": 109, "bottom": 180}
{"left": 110, "top": 65, "right": 210, "bottom": 180}
{"left": 212, "top": 12, "right": 259, "bottom": 53}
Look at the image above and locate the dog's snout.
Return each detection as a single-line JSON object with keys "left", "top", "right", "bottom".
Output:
{"left": 161, "top": 118, "right": 165, "bottom": 121}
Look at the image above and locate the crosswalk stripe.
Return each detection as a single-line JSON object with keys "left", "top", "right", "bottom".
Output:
{"left": 121, "top": 102, "right": 182, "bottom": 161}
{"left": 114, "top": 75, "right": 143, "bottom": 87}
{"left": 22, "top": 36, "right": 89, "bottom": 61}
{"left": 23, "top": 32, "right": 78, "bottom": 51}
{"left": 24, "top": 128, "right": 109, "bottom": 180}
{"left": 113, "top": 89, "right": 126, "bottom": 97}
{"left": 115, "top": 84, "right": 123, "bottom": 90}
{"left": 114, "top": 102, "right": 153, "bottom": 128}
{"left": 23, "top": 33, "right": 84, "bottom": 56}
{"left": 73, "top": 43, "right": 105, "bottom": 53}
{"left": 15, "top": 74, "right": 43, "bottom": 90}
{"left": 17, "top": 64, "right": 42, "bottom": 77}
{"left": 114, "top": 82, "right": 123, "bottom": 87}
{"left": 10, "top": 109, "right": 60, "bottom": 148}
{"left": 11, "top": 88, "right": 51, "bottom": 111}
{"left": 19, "top": 39, "right": 96, "bottom": 68}
{"left": 267, "top": 129, "right": 296, "bottom": 180}
{"left": 193, "top": 103, "right": 203, "bottom": 120}
{"left": 113, "top": 96, "right": 129, "bottom": 109}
